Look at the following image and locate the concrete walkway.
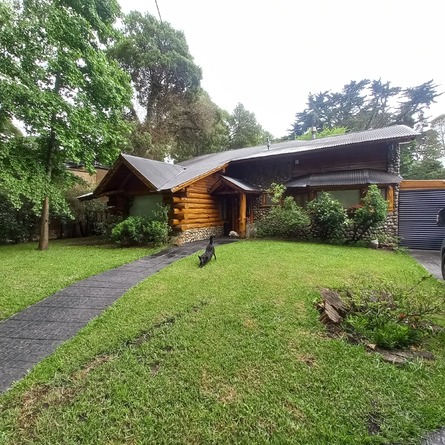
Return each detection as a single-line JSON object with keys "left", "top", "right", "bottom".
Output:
{"left": 409, "top": 249, "right": 442, "bottom": 280}
{"left": 0, "top": 239, "right": 233, "bottom": 393}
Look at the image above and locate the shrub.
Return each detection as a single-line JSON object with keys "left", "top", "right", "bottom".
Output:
{"left": 65, "top": 185, "right": 108, "bottom": 237}
{"left": 256, "top": 197, "right": 310, "bottom": 238}
{"left": 0, "top": 195, "right": 38, "bottom": 243}
{"left": 347, "top": 184, "right": 388, "bottom": 243}
{"left": 339, "top": 276, "right": 443, "bottom": 349}
{"left": 110, "top": 205, "right": 170, "bottom": 247}
{"left": 307, "top": 192, "right": 347, "bottom": 242}
{"left": 256, "top": 184, "right": 310, "bottom": 238}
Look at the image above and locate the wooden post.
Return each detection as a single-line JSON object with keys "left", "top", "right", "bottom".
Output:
{"left": 387, "top": 186, "right": 394, "bottom": 211}
{"left": 239, "top": 192, "right": 247, "bottom": 238}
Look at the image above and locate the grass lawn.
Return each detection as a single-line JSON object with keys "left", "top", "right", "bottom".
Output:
{"left": 0, "top": 237, "right": 159, "bottom": 320}
{"left": 1, "top": 240, "right": 445, "bottom": 444}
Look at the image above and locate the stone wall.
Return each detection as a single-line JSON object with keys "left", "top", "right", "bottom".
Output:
{"left": 172, "top": 225, "right": 224, "bottom": 244}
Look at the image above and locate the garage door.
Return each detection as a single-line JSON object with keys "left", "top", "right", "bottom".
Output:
{"left": 399, "top": 189, "right": 445, "bottom": 250}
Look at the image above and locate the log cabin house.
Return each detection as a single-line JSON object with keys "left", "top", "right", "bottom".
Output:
{"left": 88, "top": 125, "right": 418, "bottom": 243}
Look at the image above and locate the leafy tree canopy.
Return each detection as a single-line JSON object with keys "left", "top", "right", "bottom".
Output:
{"left": 228, "top": 103, "right": 268, "bottom": 149}
{"left": 0, "top": 0, "right": 132, "bottom": 249}
{"left": 290, "top": 79, "right": 440, "bottom": 137}
{"left": 296, "top": 126, "right": 347, "bottom": 141}
{"left": 111, "top": 11, "right": 231, "bottom": 161}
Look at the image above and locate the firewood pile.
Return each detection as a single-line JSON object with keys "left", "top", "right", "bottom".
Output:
{"left": 316, "top": 288, "right": 436, "bottom": 365}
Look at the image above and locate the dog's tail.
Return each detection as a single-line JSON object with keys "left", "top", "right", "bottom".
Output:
{"left": 209, "top": 235, "right": 213, "bottom": 244}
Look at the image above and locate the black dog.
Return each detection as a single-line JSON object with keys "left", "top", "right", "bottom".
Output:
{"left": 198, "top": 236, "right": 216, "bottom": 267}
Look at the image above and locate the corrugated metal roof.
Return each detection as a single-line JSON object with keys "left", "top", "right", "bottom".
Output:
{"left": 122, "top": 154, "right": 185, "bottom": 190}
{"left": 285, "top": 169, "right": 402, "bottom": 188}
{"left": 163, "top": 125, "right": 416, "bottom": 190}
{"left": 239, "top": 125, "right": 418, "bottom": 161}
{"left": 99, "top": 126, "right": 417, "bottom": 193}
{"left": 220, "top": 176, "right": 261, "bottom": 193}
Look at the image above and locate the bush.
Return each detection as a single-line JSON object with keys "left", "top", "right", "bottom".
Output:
{"left": 347, "top": 184, "right": 388, "bottom": 243}
{"left": 307, "top": 192, "right": 347, "bottom": 242}
{"left": 256, "top": 199, "right": 310, "bottom": 238}
{"left": 0, "top": 195, "right": 38, "bottom": 243}
{"left": 256, "top": 197, "right": 310, "bottom": 239}
{"left": 339, "top": 276, "right": 443, "bottom": 349}
{"left": 110, "top": 205, "right": 170, "bottom": 247}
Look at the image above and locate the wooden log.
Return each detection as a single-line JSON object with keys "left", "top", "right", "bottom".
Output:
{"left": 319, "top": 288, "right": 348, "bottom": 324}
{"left": 173, "top": 221, "right": 225, "bottom": 231}
{"left": 186, "top": 191, "right": 212, "bottom": 200}
{"left": 187, "top": 185, "right": 210, "bottom": 192}
{"left": 372, "top": 348, "right": 435, "bottom": 365}
{"left": 172, "top": 196, "right": 216, "bottom": 205}
{"left": 171, "top": 217, "right": 222, "bottom": 225}
{"left": 173, "top": 211, "right": 220, "bottom": 220}
{"left": 173, "top": 206, "right": 219, "bottom": 214}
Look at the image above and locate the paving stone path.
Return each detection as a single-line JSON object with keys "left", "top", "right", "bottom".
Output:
{"left": 0, "top": 239, "right": 231, "bottom": 393}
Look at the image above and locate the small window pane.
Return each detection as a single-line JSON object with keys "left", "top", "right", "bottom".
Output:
{"left": 317, "top": 190, "right": 361, "bottom": 208}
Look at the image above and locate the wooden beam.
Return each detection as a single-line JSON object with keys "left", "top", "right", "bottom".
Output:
{"left": 387, "top": 186, "right": 394, "bottom": 212}
{"left": 239, "top": 192, "right": 247, "bottom": 238}
{"left": 400, "top": 180, "right": 445, "bottom": 190}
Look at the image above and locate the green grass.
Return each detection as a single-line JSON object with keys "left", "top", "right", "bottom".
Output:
{"left": 0, "top": 237, "right": 159, "bottom": 320}
{"left": 1, "top": 240, "right": 445, "bottom": 444}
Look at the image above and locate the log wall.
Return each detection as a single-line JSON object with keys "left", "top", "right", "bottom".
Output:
{"left": 170, "top": 172, "right": 225, "bottom": 232}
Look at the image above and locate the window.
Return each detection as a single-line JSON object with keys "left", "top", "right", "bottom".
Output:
{"left": 317, "top": 189, "right": 360, "bottom": 208}
{"left": 261, "top": 193, "right": 276, "bottom": 207}
{"left": 130, "top": 195, "right": 163, "bottom": 218}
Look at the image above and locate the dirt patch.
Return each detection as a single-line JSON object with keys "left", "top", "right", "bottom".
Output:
{"left": 18, "top": 383, "right": 78, "bottom": 437}
{"left": 72, "top": 354, "right": 114, "bottom": 381}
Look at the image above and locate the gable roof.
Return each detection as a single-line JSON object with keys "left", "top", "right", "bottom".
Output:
{"left": 208, "top": 176, "right": 261, "bottom": 194}
{"left": 122, "top": 154, "right": 185, "bottom": 190}
{"left": 96, "top": 125, "right": 418, "bottom": 195}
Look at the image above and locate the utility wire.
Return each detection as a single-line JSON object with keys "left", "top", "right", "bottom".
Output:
{"left": 154, "top": 0, "right": 163, "bottom": 23}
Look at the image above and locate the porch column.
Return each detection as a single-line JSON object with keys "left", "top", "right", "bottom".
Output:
{"left": 239, "top": 192, "right": 247, "bottom": 238}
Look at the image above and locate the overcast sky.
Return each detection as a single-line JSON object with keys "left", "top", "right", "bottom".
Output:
{"left": 118, "top": 0, "right": 445, "bottom": 138}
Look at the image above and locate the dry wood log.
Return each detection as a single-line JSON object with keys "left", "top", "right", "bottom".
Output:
{"left": 371, "top": 348, "right": 435, "bottom": 365}
{"left": 318, "top": 288, "right": 348, "bottom": 324}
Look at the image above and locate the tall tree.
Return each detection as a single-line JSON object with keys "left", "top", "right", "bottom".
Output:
{"left": 0, "top": 0, "right": 132, "bottom": 249}
{"left": 290, "top": 79, "right": 440, "bottom": 137}
{"left": 112, "top": 11, "right": 202, "bottom": 126}
{"left": 228, "top": 103, "right": 268, "bottom": 149}
{"left": 110, "top": 11, "right": 207, "bottom": 161}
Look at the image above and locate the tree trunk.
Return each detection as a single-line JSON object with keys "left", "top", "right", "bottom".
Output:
{"left": 38, "top": 196, "right": 50, "bottom": 250}
{"left": 37, "top": 75, "right": 60, "bottom": 251}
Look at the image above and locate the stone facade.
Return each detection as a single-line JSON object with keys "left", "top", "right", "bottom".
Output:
{"left": 172, "top": 225, "right": 224, "bottom": 245}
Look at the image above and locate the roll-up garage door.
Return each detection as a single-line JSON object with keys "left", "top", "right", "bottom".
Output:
{"left": 399, "top": 189, "right": 445, "bottom": 250}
